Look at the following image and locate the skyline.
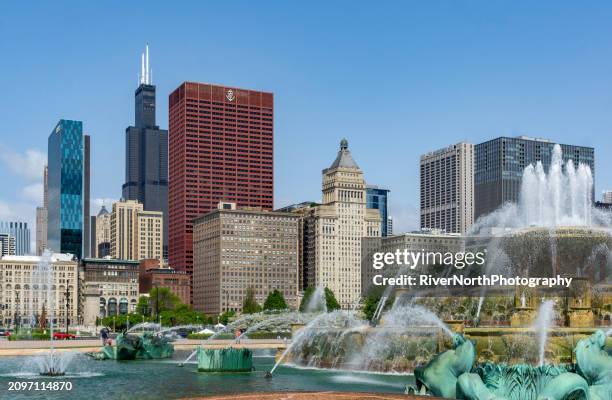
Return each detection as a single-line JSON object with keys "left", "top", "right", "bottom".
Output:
{"left": 2, "top": 2, "right": 612, "bottom": 251}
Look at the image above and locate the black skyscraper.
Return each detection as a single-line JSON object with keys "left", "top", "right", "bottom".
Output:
{"left": 122, "top": 45, "right": 168, "bottom": 256}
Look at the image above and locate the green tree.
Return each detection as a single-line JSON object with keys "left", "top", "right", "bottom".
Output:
{"left": 219, "top": 310, "right": 235, "bottom": 325}
{"left": 149, "top": 287, "right": 180, "bottom": 316}
{"left": 136, "top": 296, "right": 150, "bottom": 316}
{"left": 263, "top": 290, "right": 288, "bottom": 311}
{"left": 324, "top": 287, "right": 341, "bottom": 311}
{"left": 241, "top": 287, "right": 262, "bottom": 314}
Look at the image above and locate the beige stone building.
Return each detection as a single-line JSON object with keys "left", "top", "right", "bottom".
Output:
{"left": 0, "top": 253, "right": 78, "bottom": 329}
{"left": 94, "top": 205, "right": 111, "bottom": 257}
{"left": 193, "top": 202, "right": 300, "bottom": 315}
{"left": 420, "top": 142, "right": 474, "bottom": 234}
{"left": 301, "top": 139, "right": 381, "bottom": 308}
{"left": 79, "top": 258, "right": 140, "bottom": 326}
{"left": 110, "top": 200, "right": 163, "bottom": 264}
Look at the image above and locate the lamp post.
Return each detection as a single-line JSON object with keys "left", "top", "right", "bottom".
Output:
{"left": 63, "top": 287, "right": 70, "bottom": 334}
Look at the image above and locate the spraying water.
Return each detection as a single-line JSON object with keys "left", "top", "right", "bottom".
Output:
{"left": 532, "top": 300, "right": 555, "bottom": 366}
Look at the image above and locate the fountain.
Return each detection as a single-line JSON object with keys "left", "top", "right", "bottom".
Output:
{"left": 91, "top": 331, "right": 174, "bottom": 360}
{"left": 411, "top": 330, "right": 611, "bottom": 400}
{"left": 196, "top": 347, "right": 253, "bottom": 372}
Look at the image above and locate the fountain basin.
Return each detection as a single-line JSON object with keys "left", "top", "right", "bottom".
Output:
{"left": 197, "top": 347, "right": 253, "bottom": 372}
{"left": 92, "top": 332, "right": 174, "bottom": 360}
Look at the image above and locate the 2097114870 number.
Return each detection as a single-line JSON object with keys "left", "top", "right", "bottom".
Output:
{"left": 8, "top": 381, "right": 73, "bottom": 391}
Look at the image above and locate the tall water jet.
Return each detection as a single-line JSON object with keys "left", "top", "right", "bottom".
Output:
{"left": 532, "top": 300, "right": 555, "bottom": 366}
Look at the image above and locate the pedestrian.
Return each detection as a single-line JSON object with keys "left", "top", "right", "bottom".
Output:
{"left": 100, "top": 327, "right": 109, "bottom": 346}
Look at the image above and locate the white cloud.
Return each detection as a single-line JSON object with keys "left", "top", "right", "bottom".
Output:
{"left": 21, "top": 183, "right": 43, "bottom": 203}
{"left": 0, "top": 147, "right": 46, "bottom": 181}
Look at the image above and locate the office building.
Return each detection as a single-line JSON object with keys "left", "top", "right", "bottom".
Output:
{"left": 110, "top": 200, "right": 163, "bottom": 264}
{"left": 361, "top": 231, "right": 464, "bottom": 296}
{"left": 122, "top": 45, "right": 169, "bottom": 257}
{"left": 602, "top": 191, "right": 612, "bottom": 204}
{"left": 193, "top": 202, "right": 299, "bottom": 315}
{"left": 386, "top": 216, "right": 393, "bottom": 236}
{"left": 47, "top": 120, "right": 89, "bottom": 259}
{"left": 36, "top": 165, "right": 48, "bottom": 256}
{"left": 366, "top": 186, "right": 391, "bottom": 237}
{"left": 475, "top": 136, "right": 594, "bottom": 219}
{"left": 79, "top": 258, "right": 140, "bottom": 326}
{"left": 168, "top": 82, "right": 274, "bottom": 288}
{"left": 0, "top": 222, "right": 31, "bottom": 256}
{"left": 0, "top": 253, "right": 78, "bottom": 328}
{"left": 94, "top": 205, "right": 111, "bottom": 258}
{"left": 301, "top": 139, "right": 381, "bottom": 308}
{"left": 420, "top": 142, "right": 474, "bottom": 234}
{"left": 0, "top": 233, "right": 16, "bottom": 257}
{"left": 139, "top": 259, "right": 191, "bottom": 305}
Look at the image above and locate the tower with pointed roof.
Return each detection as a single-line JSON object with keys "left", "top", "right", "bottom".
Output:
{"left": 302, "top": 139, "right": 381, "bottom": 308}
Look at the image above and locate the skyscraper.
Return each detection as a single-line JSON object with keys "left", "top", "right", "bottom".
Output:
{"left": 122, "top": 45, "right": 168, "bottom": 257}
{"left": 475, "top": 136, "right": 595, "bottom": 219}
{"left": 0, "top": 222, "right": 30, "bottom": 256}
{"left": 47, "top": 119, "right": 89, "bottom": 259}
{"left": 366, "top": 185, "right": 391, "bottom": 236}
{"left": 94, "top": 205, "right": 111, "bottom": 257}
{"left": 110, "top": 200, "right": 163, "bottom": 265}
{"left": 300, "top": 139, "right": 381, "bottom": 308}
{"left": 420, "top": 142, "right": 474, "bottom": 234}
{"left": 168, "top": 82, "right": 274, "bottom": 282}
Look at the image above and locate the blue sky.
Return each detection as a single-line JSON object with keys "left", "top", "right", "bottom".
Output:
{"left": 1, "top": 1, "right": 612, "bottom": 244}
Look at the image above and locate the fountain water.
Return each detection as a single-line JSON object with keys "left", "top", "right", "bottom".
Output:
{"left": 30, "top": 250, "right": 76, "bottom": 376}
{"left": 532, "top": 299, "right": 555, "bottom": 366}
{"left": 305, "top": 286, "right": 327, "bottom": 313}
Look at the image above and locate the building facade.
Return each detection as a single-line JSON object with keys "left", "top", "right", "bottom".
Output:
{"left": 602, "top": 191, "right": 612, "bottom": 204}
{"left": 122, "top": 46, "right": 169, "bottom": 258}
{"left": 193, "top": 202, "right": 299, "bottom": 315}
{"left": 36, "top": 165, "right": 48, "bottom": 256}
{"left": 386, "top": 217, "right": 393, "bottom": 236}
{"left": 79, "top": 258, "right": 140, "bottom": 326}
{"left": 0, "top": 234, "right": 16, "bottom": 257}
{"left": 0, "top": 222, "right": 30, "bottom": 256}
{"left": 168, "top": 82, "right": 274, "bottom": 288}
{"left": 301, "top": 139, "right": 381, "bottom": 308}
{"left": 94, "top": 205, "right": 111, "bottom": 258}
{"left": 420, "top": 142, "right": 474, "bottom": 234}
{"left": 139, "top": 259, "right": 191, "bottom": 306}
{"left": 0, "top": 253, "right": 78, "bottom": 329}
{"left": 361, "top": 231, "right": 464, "bottom": 296}
{"left": 366, "top": 186, "right": 391, "bottom": 237}
{"left": 110, "top": 200, "right": 163, "bottom": 264}
{"left": 47, "top": 120, "right": 89, "bottom": 259}
{"left": 475, "top": 136, "right": 595, "bottom": 219}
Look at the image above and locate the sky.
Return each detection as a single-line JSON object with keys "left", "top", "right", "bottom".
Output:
{"left": 2, "top": 1, "right": 612, "bottom": 250}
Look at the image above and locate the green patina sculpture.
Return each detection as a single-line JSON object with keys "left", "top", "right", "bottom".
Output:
{"left": 197, "top": 347, "right": 253, "bottom": 372}
{"left": 414, "top": 333, "right": 476, "bottom": 398}
{"left": 91, "top": 332, "right": 174, "bottom": 360}
{"left": 575, "top": 330, "right": 612, "bottom": 400}
{"left": 412, "top": 330, "right": 611, "bottom": 400}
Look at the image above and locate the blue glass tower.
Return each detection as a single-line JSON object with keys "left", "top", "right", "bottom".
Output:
{"left": 366, "top": 186, "right": 390, "bottom": 237}
{"left": 47, "top": 119, "right": 85, "bottom": 259}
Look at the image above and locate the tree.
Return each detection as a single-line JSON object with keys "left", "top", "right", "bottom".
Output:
{"left": 39, "top": 303, "right": 47, "bottom": 330}
{"left": 136, "top": 296, "right": 150, "bottom": 316}
{"left": 219, "top": 310, "right": 235, "bottom": 325}
{"left": 149, "top": 287, "right": 180, "bottom": 315}
{"left": 263, "top": 290, "right": 288, "bottom": 311}
{"left": 242, "top": 287, "right": 262, "bottom": 314}
{"left": 324, "top": 287, "right": 341, "bottom": 311}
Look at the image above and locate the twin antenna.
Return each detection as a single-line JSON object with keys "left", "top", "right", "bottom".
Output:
{"left": 139, "top": 44, "right": 152, "bottom": 85}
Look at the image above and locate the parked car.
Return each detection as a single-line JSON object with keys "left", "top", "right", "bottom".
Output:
{"left": 53, "top": 332, "right": 76, "bottom": 340}
{"left": 0, "top": 328, "right": 10, "bottom": 337}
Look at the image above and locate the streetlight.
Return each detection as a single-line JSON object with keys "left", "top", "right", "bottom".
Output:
{"left": 63, "top": 287, "right": 70, "bottom": 334}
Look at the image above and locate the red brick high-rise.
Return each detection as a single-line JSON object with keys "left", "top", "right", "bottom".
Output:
{"left": 168, "top": 82, "right": 274, "bottom": 282}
